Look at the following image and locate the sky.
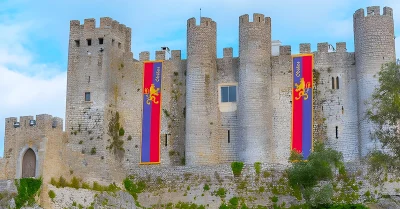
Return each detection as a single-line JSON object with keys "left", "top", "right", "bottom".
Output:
{"left": 0, "top": 0, "right": 400, "bottom": 157}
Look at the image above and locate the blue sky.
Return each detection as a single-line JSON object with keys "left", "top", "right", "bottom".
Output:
{"left": 0, "top": 0, "right": 399, "bottom": 157}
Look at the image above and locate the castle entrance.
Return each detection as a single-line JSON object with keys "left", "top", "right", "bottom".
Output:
{"left": 22, "top": 148, "right": 36, "bottom": 178}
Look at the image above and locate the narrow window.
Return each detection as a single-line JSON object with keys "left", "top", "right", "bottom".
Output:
{"left": 88, "top": 76, "right": 90, "bottom": 83}
{"left": 221, "top": 87, "right": 229, "bottom": 102}
{"left": 258, "top": 17, "right": 261, "bottom": 22}
{"left": 75, "top": 40, "right": 80, "bottom": 47}
{"left": 331, "top": 77, "right": 335, "bottom": 89}
{"left": 342, "top": 106, "right": 344, "bottom": 114}
{"left": 165, "top": 134, "right": 168, "bottom": 147}
{"left": 118, "top": 42, "right": 121, "bottom": 49}
{"left": 336, "top": 77, "right": 339, "bottom": 89}
{"left": 85, "top": 92, "right": 91, "bottom": 101}
{"left": 98, "top": 38, "right": 104, "bottom": 45}
{"left": 229, "top": 86, "right": 237, "bottom": 102}
{"left": 112, "top": 39, "right": 115, "bottom": 46}
{"left": 228, "top": 130, "right": 230, "bottom": 143}
{"left": 336, "top": 126, "right": 338, "bottom": 139}
{"left": 87, "top": 39, "right": 92, "bottom": 46}
{"left": 322, "top": 106, "right": 323, "bottom": 111}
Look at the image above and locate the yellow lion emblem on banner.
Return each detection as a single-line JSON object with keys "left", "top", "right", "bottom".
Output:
{"left": 144, "top": 84, "right": 160, "bottom": 105}
{"left": 295, "top": 78, "right": 311, "bottom": 100}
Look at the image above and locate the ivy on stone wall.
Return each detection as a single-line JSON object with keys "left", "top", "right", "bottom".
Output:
{"left": 107, "top": 111, "right": 125, "bottom": 159}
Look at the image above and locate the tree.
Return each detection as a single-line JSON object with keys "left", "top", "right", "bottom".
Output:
{"left": 287, "top": 142, "right": 344, "bottom": 206}
{"left": 366, "top": 61, "right": 400, "bottom": 172}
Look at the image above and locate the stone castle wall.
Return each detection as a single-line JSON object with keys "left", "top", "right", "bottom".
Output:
{"left": 0, "top": 7, "right": 397, "bottom": 207}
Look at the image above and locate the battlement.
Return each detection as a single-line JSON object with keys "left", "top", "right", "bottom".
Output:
{"left": 317, "top": 42, "right": 329, "bottom": 52}
{"left": 171, "top": 50, "right": 181, "bottom": 60}
{"left": 70, "top": 17, "right": 131, "bottom": 33}
{"left": 187, "top": 17, "right": 216, "bottom": 28}
{"left": 279, "top": 46, "right": 291, "bottom": 55}
{"left": 239, "top": 14, "right": 271, "bottom": 26}
{"left": 336, "top": 42, "right": 347, "bottom": 53}
{"left": 223, "top": 47, "right": 233, "bottom": 58}
{"left": 5, "top": 114, "right": 63, "bottom": 131}
{"left": 139, "top": 51, "right": 150, "bottom": 61}
{"left": 300, "top": 43, "right": 311, "bottom": 53}
{"left": 354, "top": 6, "right": 393, "bottom": 18}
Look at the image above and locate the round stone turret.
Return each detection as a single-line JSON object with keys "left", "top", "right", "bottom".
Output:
{"left": 353, "top": 6, "right": 396, "bottom": 156}
{"left": 238, "top": 14, "right": 272, "bottom": 163}
{"left": 185, "top": 17, "right": 218, "bottom": 165}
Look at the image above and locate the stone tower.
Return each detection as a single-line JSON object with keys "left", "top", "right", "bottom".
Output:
{"left": 353, "top": 6, "right": 396, "bottom": 157}
{"left": 66, "top": 18, "right": 131, "bottom": 156}
{"left": 185, "top": 17, "right": 219, "bottom": 165}
{"left": 238, "top": 14, "right": 272, "bottom": 163}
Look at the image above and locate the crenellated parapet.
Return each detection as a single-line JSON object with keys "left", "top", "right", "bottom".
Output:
{"left": 300, "top": 43, "right": 311, "bottom": 53}
{"left": 5, "top": 114, "right": 63, "bottom": 132}
{"left": 69, "top": 17, "right": 132, "bottom": 53}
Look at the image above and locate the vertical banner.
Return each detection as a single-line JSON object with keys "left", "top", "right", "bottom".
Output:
{"left": 141, "top": 61, "right": 162, "bottom": 164}
{"left": 292, "top": 54, "right": 313, "bottom": 159}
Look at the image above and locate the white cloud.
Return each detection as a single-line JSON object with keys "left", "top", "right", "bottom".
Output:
{"left": 0, "top": 19, "right": 66, "bottom": 157}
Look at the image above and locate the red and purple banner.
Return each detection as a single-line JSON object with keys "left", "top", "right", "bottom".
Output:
{"left": 141, "top": 61, "right": 162, "bottom": 164}
{"left": 292, "top": 54, "right": 313, "bottom": 159}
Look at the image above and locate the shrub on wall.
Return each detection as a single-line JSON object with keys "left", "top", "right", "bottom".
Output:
{"left": 254, "top": 162, "right": 262, "bottom": 175}
{"left": 231, "top": 162, "right": 244, "bottom": 177}
{"left": 14, "top": 178, "right": 42, "bottom": 209}
{"left": 48, "top": 190, "right": 56, "bottom": 199}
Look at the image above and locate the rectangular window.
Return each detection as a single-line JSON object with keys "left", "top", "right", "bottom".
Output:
{"left": 85, "top": 92, "right": 91, "bottom": 101}
{"left": 221, "top": 86, "right": 237, "bottom": 103}
{"left": 228, "top": 130, "right": 230, "bottom": 143}
{"left": 75, "top": 40, "right": 80, "bottom": 47}
{"left": 87, "top": 39, "right": 92, "bottom": 46}
{"left": 98, "top": 38, "right": 104, "bottom": 45}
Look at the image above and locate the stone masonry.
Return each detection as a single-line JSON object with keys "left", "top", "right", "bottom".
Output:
{"left": 0, "top": 6, "right": 397, "bottom": 207}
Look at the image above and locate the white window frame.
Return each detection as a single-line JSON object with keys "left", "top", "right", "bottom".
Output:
{"left": 218, "top": 83, "right": 238, "bottom": 112}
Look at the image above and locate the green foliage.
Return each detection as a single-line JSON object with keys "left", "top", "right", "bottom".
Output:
{"left": 271, "top": 196, "right": 279, "bottom": 203}
{"left": 14, "top": 178, "right": 42, "bottom": 209}
{"left": 366, "top": 62, "right": 400, "bottom": 167}
{"left": 70, "top": 176, "right": 80, "bottom": 189}
{"left": 203, "top": 184, "right": 210, "bottom": 191}
{"left": 78, "top": 140, "right": 83, "bottom": 144}
{"left": 123, "top": 176, "right": 146, "bottom": 207}
{"left": 287, "top": 142, "right": 344, "bottom": 207}
{"left": 170, "top": 201, "right": 205, "bottom": 209}
{"left": 254, "top": 162, "right": 262, "bottom": 175}
{"left": 90, "top": 147, "right": 96, "bottom": 155}
{"left": 82, "top": 182, "right": 90, "bottom": 189}
{"left": 107, "top": 111, "right": 125, "bottom": 158}
{"left": 214, "top": 188, "right": 226, "bottom": 198}
{"left": 231, "top": 162, "right": 244, "bottom": 177}
{"left": 174, "top": 72, "right": 179, "bottom": 76}
{"left": 127, "top": 135, "right": 132, "bottom": 141}
{"left": 289, "top": 150, "right": 303, "bottom": 162}
{"left": 119, "top": 127, "right": 125, "bottom": 136}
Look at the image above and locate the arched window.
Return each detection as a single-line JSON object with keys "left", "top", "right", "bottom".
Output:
{"left": 336, "top": 76, "right": 340, "bottom": 89}
{"left": 332, "top": 77, "right": 335, "bottom": 89}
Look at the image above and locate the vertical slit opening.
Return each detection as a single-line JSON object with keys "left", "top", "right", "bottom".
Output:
{"left": 228, "top": 130, "right": 230, "bottom": 143}
{"left": 336, "top": 126, "right": 338, "bottom": 139}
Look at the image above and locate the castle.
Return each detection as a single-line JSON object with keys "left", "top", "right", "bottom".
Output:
{"left": 0, "top": 6, "right": 396, "bottom": 183}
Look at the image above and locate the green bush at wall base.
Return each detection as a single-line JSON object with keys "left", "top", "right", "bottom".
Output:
{"left": 231, "top": 162, "right": 244, "bottom": 176}
{"left": 14, "top": 178, "right": 42, "bottom": 209}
